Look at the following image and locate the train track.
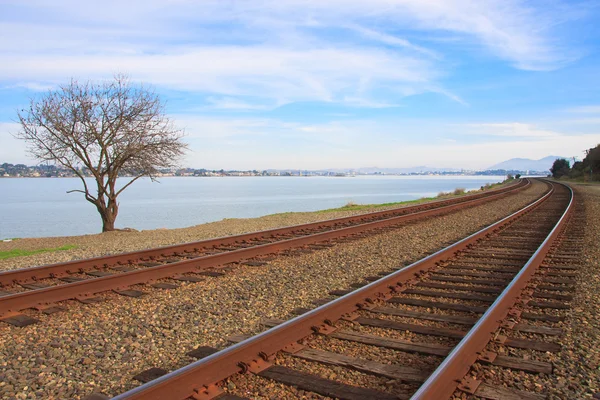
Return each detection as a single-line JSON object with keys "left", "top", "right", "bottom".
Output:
{"left": 0, "top": 179, "right": 529, "bottom": 326}
{"left": 107, "top": 179, "right": 576, "bottom": 400}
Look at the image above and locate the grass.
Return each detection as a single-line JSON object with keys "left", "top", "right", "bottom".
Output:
{"left": 316, "top": 197, "right": 438, "bottom": 213}
{"left": 553, "top": 176, "right": 600, "bottom": 185}
{"left": 572, "top": 181, "right": 600, "bottom": 186}
{"left": 269, "top": 178, "right": 513, "bottom": 217}
{"left": 317, "top": 179, "right": 513, "bottom": 213}
{"left": 0, "top": 244, "right": 77, "bottom": 260}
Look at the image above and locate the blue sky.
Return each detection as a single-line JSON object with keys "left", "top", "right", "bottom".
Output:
{"left": 1, "top": 0, "right": 600, "bottom": 170}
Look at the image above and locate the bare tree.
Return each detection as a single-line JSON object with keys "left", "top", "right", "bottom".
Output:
{"left": 16, "top": 75, "right": 187, "bottom": 232}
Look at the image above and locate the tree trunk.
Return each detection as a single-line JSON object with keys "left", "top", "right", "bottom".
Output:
{"left": 101, "top": 199, "right": 119, "bottom": 232}
{"left": 102, "top": 214, "right": 116, "bottom": 232}
{"left": 94, "top": 196, "right": 119, "bottom": 232}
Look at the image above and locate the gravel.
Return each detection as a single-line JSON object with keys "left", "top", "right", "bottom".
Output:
{"left": 542, "top": 183, "right": 600, "bottom": 399}
{"left": 0, "top": 206, "right": 399, "bottom": 272}
{"left": 0, "top": 181, "right": 547, "bottom": 399}
{"left": 227, "top": 371, "right": 331, "bottom": 400}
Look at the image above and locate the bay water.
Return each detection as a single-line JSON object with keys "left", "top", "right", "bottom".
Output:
{"left": 0, "top": 175, "right": 507, "bottom": 239}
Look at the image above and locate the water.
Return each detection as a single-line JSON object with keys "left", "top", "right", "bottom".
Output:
{"left": 0, "top": 175, "right": 507, "bottom": 239}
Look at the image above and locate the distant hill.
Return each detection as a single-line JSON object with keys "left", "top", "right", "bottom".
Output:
{"left": 487, "top": 156, "right": 568, "bottom": 172}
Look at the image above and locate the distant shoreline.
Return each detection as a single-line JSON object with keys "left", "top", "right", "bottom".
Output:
{"left": 0, "top": 173, "right": 537, "bottom": 179}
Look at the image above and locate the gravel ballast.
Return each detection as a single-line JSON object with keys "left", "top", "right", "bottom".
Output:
{"left": 544, "top": 183, "right": 600, "bottom": 399}
{"left": 0, "top": 182, "right": 548, "bottom": 399}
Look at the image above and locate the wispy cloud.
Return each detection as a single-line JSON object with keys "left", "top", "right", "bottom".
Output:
{"left": 0, "top": 122, "right": 32, "bottom": 164}
{"left": 4, "top": 82, "right": 56, "bottom": 91}
{"left": 4, "top": 114, "right": 599, "bottom": 169}
{"left": 205, "top": 97, "right": 277, "bottom": 111}
{"left": 0, "top": 0, "right": 586, "bottom": 109}
{"left": 464, "top": 122, "right": 561, "bottom": 138}
{"left": 195, "top": 0, "right": 581, "bottom": 71}
{"left": 563, "top": 118, "right": 600, "bottom": 125}
{"left": 0, "top": 0, "right": 595, "bottom": 170}
{"left": 0, "top": 47, "right": 438, "bottom": 107}
{"left": 344, "top": 24, "right": 441, "bottom": 59}
{"left": 170, "top": 116, "right": 600, "bottom": 169}
{"left": 342, "top": 97, "right": 401, "bottom": 109}
{"left": 173, "top": 116, "right": 274, "bottom": 139}
{"left": 428, "top": 86, "right": 469, "bottom": 106}
{"left": 566, "top": 105, "right": 600, "bottom": 114}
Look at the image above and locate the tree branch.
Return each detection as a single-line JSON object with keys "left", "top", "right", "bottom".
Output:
{"left": 115, "top": 174, "right": 145, "bottom": 197}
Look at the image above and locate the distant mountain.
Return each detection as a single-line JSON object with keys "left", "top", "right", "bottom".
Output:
{"left": 486, "top": 156, "right": 568, "bottom": 172}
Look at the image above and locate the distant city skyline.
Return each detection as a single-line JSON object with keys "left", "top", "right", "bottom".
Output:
{"left": 1, "top": 1, "right": 600, "bottom": 169}
{"left": 0, "top": 153, "right": 560, "bottom": 177}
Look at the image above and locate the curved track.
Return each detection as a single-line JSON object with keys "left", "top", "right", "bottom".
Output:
{"left": 0, "top": 179, "right": 529, "bottom": 323}
{"left": 109, "top": 179, "right": 576, "bottom": 400}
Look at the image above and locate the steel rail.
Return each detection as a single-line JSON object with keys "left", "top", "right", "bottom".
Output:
{"left": 0, "top": 179, "right": 528, "bottom": 287}
{"left": 111, "top": 180, "right": 555, "bottom": 400}
{"left": 0, "top": 179, "right": 531, "bottom": 317}
{"left": 411, "top": 180, "right": 574, "bottom": 400}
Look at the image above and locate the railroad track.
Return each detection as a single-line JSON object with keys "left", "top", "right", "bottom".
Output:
{"left": 0, "top": 179, "right": 529, "bottom": 326}
{"left": 107, "top": 180, "right": 577, "bottom": 400}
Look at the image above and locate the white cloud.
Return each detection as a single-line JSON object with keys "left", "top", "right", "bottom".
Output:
{"left": 463, "top": 123, "right": 561, "bottom": 138}
{"left": 173, "top": 116, "right": 274, "bottom": 139}
{"left": 0, "top": 1, "right": 592, "bottom": 170}
{"left": 169, "top": 116, "right": 600, "bottom": 169}
{"left": 205, "top": 97, "right": 276, "bottom": 111}
{"left": 4, "top": 114, "right": 599, "bottom": 170}
{"left": 342, "top": 97, "right": 401, "bottom": 108}
{"left": 0, "top": 123, "right": 37, "bottom": 164}
{"left": 566, "top": 105, "right": 600, "bottom": 114}
{"left": 563, "top": 118, "right": 600, "bottom": 125}
{"left": 336, "top": 0, "right": 579, "bottom": 71}
{"left": 4, "top": 82, "right": 56, "bottom": 91}
{"left": 428, "top": 86, "right": 469, "bottom": 106}
{"left": 170, "top": 0, "right": 578, "bottom": 71}
{"left": 0, "top": 0, "right": 584, "bottom": 110}
{"left": 0, "top": 47, "right": 437, "bottom": 107}
{"left": 382, "top": 135, "right": 600, "bottom": 170}
{"left": 344, "top": 24, "right": 440, "bottom": 59}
